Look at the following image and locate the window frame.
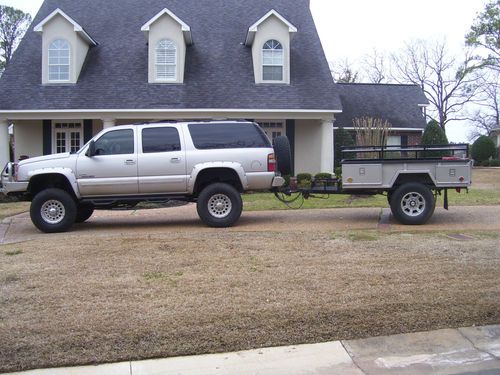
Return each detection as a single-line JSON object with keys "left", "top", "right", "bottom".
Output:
{"left": 48, "top": 38, "right": 71, "bottom": 83}
{"left": 141, "top": 126, "right": 182, "bottom": 153}
{"left": 258, "top": 120, "right": 287, "bottom": 142}
{"left": 52, "top": 121, "right": 83, "bottom": 154}
{"left": 262, "top": 39, "right": 284, "bottom": 82}
{"left": 93, "top": 128, "right": 135, "bottom": 156}
{"left": 188, "top": 122, "right": 271, "bottom": 150}
{"left": 155, "top": 39, "right": 177, "bottom": 82}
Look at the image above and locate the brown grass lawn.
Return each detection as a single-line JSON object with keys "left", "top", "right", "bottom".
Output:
{"left": 1, "top": 230, "right": 499, "bottom": 372}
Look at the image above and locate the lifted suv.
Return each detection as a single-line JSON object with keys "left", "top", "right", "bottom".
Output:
{"left": 1, "top": 121, "right": 289, "bottom": 232}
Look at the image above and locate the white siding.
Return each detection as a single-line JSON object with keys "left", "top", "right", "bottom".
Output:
{"left": 294, "top": 120, "right": 323, "bottom": 174}
{"left": 13, "top": 121, "right": 43, "bottom": 160}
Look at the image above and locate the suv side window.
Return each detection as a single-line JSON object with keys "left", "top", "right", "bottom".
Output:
{"left": 188, "top": 122, "right": 271, "bottom": 150}
{"left": 94, "top": 129, "right": 134, "bottom": 155}
{"left": 142, "top": 127, "right": 181, "bottom": 153}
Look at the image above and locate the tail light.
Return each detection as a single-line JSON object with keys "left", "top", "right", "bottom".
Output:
{"left": 267, "top": 153, "right": 276, "bottom": 172}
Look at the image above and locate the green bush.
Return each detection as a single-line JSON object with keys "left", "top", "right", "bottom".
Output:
{"left": 471, "top": 135, "right": 496, "bottom": 163}
{"left": 314, "top": 172, "right": 332, "bottom": 180}
{"left": 489, "top": 159, "right": 500, "bottom": 167}
{"left": 421, "top": 120, "right": 449, "bottom": 157}
{"left": 296, "top": 173, "right": 312, "bottom": 188}
{"left": 335, "top": 167, "right": 342, "bottom": 179}
{"left": 281, "top": 174, "right": 291, "bottom": 187}
{"left": 334, "top": 127, "right": 355, "bottom": 168}
{"left": 480, "top": 160, "right": 490, "bottom": 167}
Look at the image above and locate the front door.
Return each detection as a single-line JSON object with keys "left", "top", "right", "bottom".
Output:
{"left": 76, "top": 127, "right": 139, "bottom": 196}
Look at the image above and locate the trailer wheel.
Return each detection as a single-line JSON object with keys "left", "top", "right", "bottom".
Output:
{"left": 273, "top": 136, "right": 292, "bottom": 175}
{"left": 390, "top": 183, "right": 435, "bottom": 225}
{"left": 197, "top": 183, "right": 243, "bottom": 227}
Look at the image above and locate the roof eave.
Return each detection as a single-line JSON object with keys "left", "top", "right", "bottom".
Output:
{"left": 244, "top": 9, "right": 297, "bottom": 46}
{"left": 33, "top": 8, "right": 97, "bottom": 46}
{"left": 140, "top": 8, "right": 193, "bottom": 45}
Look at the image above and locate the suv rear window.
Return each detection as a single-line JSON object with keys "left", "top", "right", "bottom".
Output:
{"left": 188, "top": 122, "right": 271, "bottom": 150}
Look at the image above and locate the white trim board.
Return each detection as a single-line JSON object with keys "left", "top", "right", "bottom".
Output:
{"left": 141, "top": 8, "right": 193, "bottom": 45}
{"left": 34, "top": 8, "right": 97, "bottom": 45}
{"left": 334, "top": 127, "right": 424, "bottom": 132}
{"left": 245, "top": 9, "right": 297, "bottom": 46}
{"left": 1, "top": 108, "right": 341, "bottom": 121}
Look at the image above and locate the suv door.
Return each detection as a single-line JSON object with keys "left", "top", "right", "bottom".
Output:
{"left": 137, "top": 125, "right": 188, "bottom": 193}
{"left": 76, "top": 127, "right": 138, "bottom": 196}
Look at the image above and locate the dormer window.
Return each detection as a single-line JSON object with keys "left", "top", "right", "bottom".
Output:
{"left": 141, "top": 8, "right": 192, "bottom": 84}
{"left": 155, "top": 39, "right": 177, "bottom": 81}
{"left": 48, "top": 39, "right": 70, "bottom": 82}
{"left": 34, "top": 8, "right": 97, "bottom": 85}
{"left": 262, "top": 40, "right": 283, "bottom": 81}
{"left": 245, "top": 9, "right": 297, "bottom": 85}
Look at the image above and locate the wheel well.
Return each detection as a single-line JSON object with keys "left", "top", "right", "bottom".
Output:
{"left": 392, "top": 173, "right": 435, "bottom": 189}
{"left": 28, "top": 174, "right": 76, "bottom": 198}
{"left": 194, "top": 168, "right": 243, "bottom": 195}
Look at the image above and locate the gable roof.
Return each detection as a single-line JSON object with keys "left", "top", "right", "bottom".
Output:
{"left": 335, "top": 83, "right": 429, "bottom": 130}
{"left": 33, "top": 8, "right": 97, "bottom": 45}
{"left": 245, "top": 9, "right": 297, "bottom": 46}
{"left": 0, "top": 0, "right": 340, "bottom": 113}
{"left": 141, "top": 8, "right": 193, "bottom": 45}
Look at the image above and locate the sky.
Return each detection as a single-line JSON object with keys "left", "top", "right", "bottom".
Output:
{"left": 2, "top": 0, "right": 490, "bottom": 142}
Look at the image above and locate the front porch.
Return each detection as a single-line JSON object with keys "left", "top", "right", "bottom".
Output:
{"left": 1, "top": 112, "right": 336, "bottom": 176}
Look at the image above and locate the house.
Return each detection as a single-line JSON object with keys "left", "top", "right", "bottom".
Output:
{"left": 0, "top": 0, "right": 428, "bottom": 175}
{"left": 335, "top": 83, "right": 429, "bottom": 147}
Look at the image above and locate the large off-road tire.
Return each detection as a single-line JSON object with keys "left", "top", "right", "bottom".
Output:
{"left": 389, "top": 183, "right": 435, "bottom": 225}
{"left": 197, "top": 183, "right": 243, "bottom": 228}
{"left": 273, "top": 136, "right": 292, "bottom": 175}
{"left": 30, "top": 188, "right": 77, "bottom": 233}
{"left": 75, "top": 203, "right": 95, "bottom": 223}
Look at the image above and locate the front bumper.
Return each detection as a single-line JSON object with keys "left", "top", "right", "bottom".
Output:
{"left": 1, "top": 163, "right": 28, "bottom": 195}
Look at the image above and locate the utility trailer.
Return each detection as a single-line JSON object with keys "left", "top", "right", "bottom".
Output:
{"left": 275, "top": 144, "right": 472, "bottom": 225}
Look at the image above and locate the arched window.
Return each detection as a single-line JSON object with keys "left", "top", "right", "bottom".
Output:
{"left": 48, "top": 39, "right": 70, "bottom": 82}
{"left": 155, "top": 39, "right": 177, "bottom": 81}
{"left": 262, "top": 40, "right": 283, "bottom": 81}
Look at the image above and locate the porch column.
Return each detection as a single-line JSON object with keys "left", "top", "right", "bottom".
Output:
{"left": 320, "top": 119, "right": 334, "bottom": 173}
{"left": 102, "top": 118, "right": 116, "bottom": 129}
{"left": 0, "top": 119, "right": 10, "bottom": 168}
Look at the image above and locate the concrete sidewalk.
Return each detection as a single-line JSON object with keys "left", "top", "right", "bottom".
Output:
{"left": 6, "top": 325, "right": 499, "bottom": 375}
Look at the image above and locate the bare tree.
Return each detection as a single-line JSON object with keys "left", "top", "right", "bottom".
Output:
{"left": 329, "top": 58, "right": 359, "bottom": 83}
{"left": 362, "top": 49, "right": 390, "bottom": 83}
{"left": 391, "top": 39, "right": 478, "bottom": 132}
{"left": 467, "top": 70, "right": 500, "bottom": 139}
{"left": 0, "top": 5, "right": 31, "bottom": 73}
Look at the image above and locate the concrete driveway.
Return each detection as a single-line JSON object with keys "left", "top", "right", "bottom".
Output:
{"left": 2, "top": 204, "right": 500, "bottom": 244}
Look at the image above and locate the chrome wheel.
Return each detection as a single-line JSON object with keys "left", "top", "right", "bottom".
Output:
{"left": 207, "top": 194, "right": 232, "bottom": 218}
{"left": 401, "top": 192, "right": 425, "bottom": 217}
{"left": 40, "top": 200, "right": 66, "bottom": 224}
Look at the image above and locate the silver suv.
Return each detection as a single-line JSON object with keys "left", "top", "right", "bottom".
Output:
{"left": 1, "top": 121, "right": 289, "bottom": 233}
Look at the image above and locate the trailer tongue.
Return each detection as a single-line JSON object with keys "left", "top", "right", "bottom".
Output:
{"left": 274, "top": 144, "right": 472, "bottom": 225}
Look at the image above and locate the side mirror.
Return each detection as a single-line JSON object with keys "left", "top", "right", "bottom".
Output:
{"left": 86, "top": 140, "right": 96, "bottom": 157}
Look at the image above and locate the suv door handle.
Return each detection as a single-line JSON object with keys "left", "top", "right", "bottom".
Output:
{"left": 125, "top": 160, "right": 136, "bottom": 165}
{"left": 171, "top": 157, "right": 181, "bottom": 163}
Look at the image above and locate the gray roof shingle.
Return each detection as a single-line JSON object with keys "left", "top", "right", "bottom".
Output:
{"left": 335, "top": 83, "right": 429, "bottom": 129}
{"left": 0, "top": 0, "right": 341, "bottom": 112}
